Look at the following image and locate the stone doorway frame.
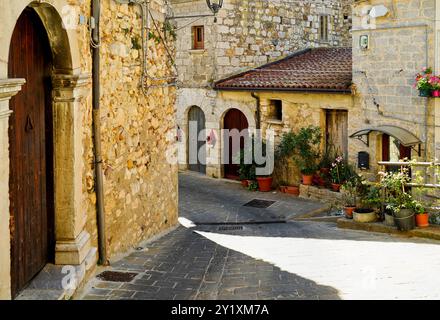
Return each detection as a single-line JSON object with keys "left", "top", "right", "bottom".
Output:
{"left": 0, "top": 1, "right": 95, "bottom": 299}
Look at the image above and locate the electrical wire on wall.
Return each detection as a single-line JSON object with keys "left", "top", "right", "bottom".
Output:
{"left": 114, "top": 0, "right": 178, "bottom": 94}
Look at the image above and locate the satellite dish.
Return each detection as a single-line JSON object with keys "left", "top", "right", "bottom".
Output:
{"left": 369, "top": 5, "right": 388, "bottom": 18}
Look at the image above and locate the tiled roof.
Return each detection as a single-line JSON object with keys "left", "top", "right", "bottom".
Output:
{"left": 214, "top": 47, "right": 352, "bottom": 93}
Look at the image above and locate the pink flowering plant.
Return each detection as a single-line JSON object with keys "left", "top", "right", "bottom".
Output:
{"left": 330, "top": 156, "right": 345, "bottom": 184}
{"left": 414, "top": 67, "right": 434, "bottom": 91}
{"left": 429, "top": 75, "right": 440, "bottom": 91}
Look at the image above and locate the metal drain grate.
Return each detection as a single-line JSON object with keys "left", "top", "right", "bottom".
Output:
{"left": 96, "top": 271, "right": 138, "bottom": 282}
{"left": 218, "top": 225, "right": 244, "bottom": 231}
{"left": 244, "top": 199, "right": 276, "bottom": 208}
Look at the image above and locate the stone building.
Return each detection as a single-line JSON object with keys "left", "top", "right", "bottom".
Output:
{"left": 350, "top": 0, "right": 440, "bottom": 174}
{"left": 214, "top": 47, "right": 354, "bottom": 185}
{"left": 213, "top": 0, "right": 440, "bottom": 187}
{"left": 0, "top": 0, "right": 178, "bottom": 299}
{"left": 171, "top": 0, "right": 353, "bottom": 178}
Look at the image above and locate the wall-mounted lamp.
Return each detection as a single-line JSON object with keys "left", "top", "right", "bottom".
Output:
{"left": 206, "top": 0, "right": 223, "bottom": 22}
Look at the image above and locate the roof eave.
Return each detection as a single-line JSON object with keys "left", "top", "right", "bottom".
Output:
{"left": 213, "top": 86, "right": 352, "bottom": 94}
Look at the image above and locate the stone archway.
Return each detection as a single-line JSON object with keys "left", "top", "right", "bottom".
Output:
{"left": 0, "top": 1, "right": 93, "bottom": 299}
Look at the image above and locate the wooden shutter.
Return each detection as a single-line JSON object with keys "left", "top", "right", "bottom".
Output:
{"left": 193, "top": 26, "right": 204, "bottom": 50}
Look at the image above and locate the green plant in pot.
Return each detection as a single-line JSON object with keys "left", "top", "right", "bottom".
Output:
{"left": 379, "top": 168, "right": 415, "bottom": 231}
{"left": 319, "top": 143, "right": 335, "bottom": 173}
{"left": 330, "top": 156, "right": 346, "bottom": 192}
{"left": 341, "top": 175, "right": 360, "bottom": 219}
{"left": 353, "top": 180, "right": 381, "bottom": 223}
{"left": 237, "top": 149, "right": 256, "bottom": 188}
{"left": 410, "top": 163, "right": 431, "bottom": 228}
{"left": 415, "top": 67, "right": 433, "bottom": 97}
{"left": 290, "top": 126, "right": 322, "bottom": 186}
{"left": 254, "top": 139, "right": 273, "bottom": 192}
{"left": 247, "top": 180, "right": 259, "bottom": 192}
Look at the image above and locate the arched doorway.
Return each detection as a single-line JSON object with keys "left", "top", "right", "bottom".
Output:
{"left": 8, "top": 8, "right": 54, "bottom": 298}
{"left": 223, "top": 108, "right": 249, "bottom": 179}
{"left": 188, "top": 106, "right": 206, "bottom": 174}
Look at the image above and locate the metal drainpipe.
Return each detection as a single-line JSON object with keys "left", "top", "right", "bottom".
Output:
{"left": 92, "top": 0, "right": 108, "bottom": 266}
{"left": 251, "top": 92, "right": 261, "bottom": 129}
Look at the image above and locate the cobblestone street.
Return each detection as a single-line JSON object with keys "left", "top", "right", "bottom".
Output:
{"left": 79, "top": 172, "right": 440, "bottom": 300}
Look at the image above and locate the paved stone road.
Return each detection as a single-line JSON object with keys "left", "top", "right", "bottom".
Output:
{"left": 79, "top": 172, "right": 440, "bottom": 300}
{"left": 179, "top": 172, "right": 325, "bottom": 224}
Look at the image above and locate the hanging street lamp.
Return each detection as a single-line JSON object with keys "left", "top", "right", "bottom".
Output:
{"left": 206, "top": 0, "right": 223, "bottom": 22}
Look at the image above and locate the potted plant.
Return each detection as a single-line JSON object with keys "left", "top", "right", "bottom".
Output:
{"left": 256, "top": 176, "right": 273, "bottom": 192}
{"left": 278, "top": 181, "right": 288, "bottom": 193}
{"left": 255, "top": 140, "right": 273, "bottom": 192}
{"left": 290, "top": 126, "right": 322, "bottom": 186}
{"left": 387, "top": 193, "right": 417, "bottom": 231}
{"left": 430, "top": 75, "right": 440, "bottom": 97}
{"left": 285, "top": 185, "right": 300, "bottom": 196}
{"left": 341, "top": 177, "right": 359, "bottom": 219}
{"left": 330, "top": 156, "right": 346, "bottom": 192}
{"left": 410, "top": 163, "right": 430, "bottom": 228}
{"left": 319, "top": 144, "right": 334, "bottom": 174}
{"left": 414, "top": 67, "right": 433, "bottom": 97}
{"left": 248, "top": 180, "right": 259, "bottom": 192}
{"left": 238, "top": 149, "right": 256, "bottom": 188}
{"left": 414, "top": 203, "right": 430, "bottom": 228}
{"left": 379, "top": 169, "right": 415, "bottom": 231}
{"left": 353, "top": 181, "right": 381, "bottom": 223}
{"left": 383, "top": 206, "right": 395, "bottom": 227}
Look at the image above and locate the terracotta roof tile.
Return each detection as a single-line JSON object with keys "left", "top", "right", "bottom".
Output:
{"left": 214, "top": 47, "right": 352, "bottom": 93}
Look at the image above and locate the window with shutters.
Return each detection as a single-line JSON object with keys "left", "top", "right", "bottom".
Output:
{"left": 319, "top": 15, "right": 329, "bottom": 42}
{"left": 192, "top": 26, "right": 204, "bottom": 50}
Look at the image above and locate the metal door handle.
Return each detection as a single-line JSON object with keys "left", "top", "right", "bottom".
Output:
{"left": 25, "top": 115, "right": 34, "bottom": 132}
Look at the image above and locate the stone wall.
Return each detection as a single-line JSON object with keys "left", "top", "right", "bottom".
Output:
{"left": 77, "top": 0, "right": 179, "bottom": 258}
{"left": 352, "top": 0, "right": 436, "bottom": 173}
{"left": 172, "top": 0, "right": 353, "bottom": 87}
{"left": 0, "top": 0, "right": 178, "bottom": 294}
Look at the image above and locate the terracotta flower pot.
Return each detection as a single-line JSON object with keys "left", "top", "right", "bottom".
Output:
{"left": 344, "top": 207, "right": 355, "bottom": 219}
{"left": 302, "top": 175, "right": 313, "bottom": 186}
{"left": 285, "top": 186, "right": 300, "bottom": 196}
{"left": 241, "top": 180, "right": 249, "bottom": 188}
{"left": 331, "top": 183, "right": 341, "bottom": 192}
{"left": 256, "top": 177, "right": 273, "bottom": 192}
{"left": 279, "top": 186, "right": 287, "bottom": 193}
{"left": 416, "top": 213, "right": 429, "bottom": 228}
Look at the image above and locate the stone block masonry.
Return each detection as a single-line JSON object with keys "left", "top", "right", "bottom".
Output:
{"left": 172, "top": 0, "right": 353, "bottom": 87}
{"left": 78, "top": 0, "right": 179, "bottom": 258}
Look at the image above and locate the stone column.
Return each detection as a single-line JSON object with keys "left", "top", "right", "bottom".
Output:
{"left": 0, "top": 78, "right": 25, "bottom": 300}
{"left": 51, "top": 74, "right": 96, "bottom": 267}
{"left": 205, "top": 120, "right": 221, "bottom": 178}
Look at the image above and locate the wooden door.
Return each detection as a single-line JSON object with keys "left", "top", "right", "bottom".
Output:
{"left": 8, "top": 8, "right": 54, "bottom": 298}
{"left": 223, "top": 109, "right": 249, "bottom": 179}
{"left": 188, "top": 106, "right": 206, "bottom": 174}
{"left": 326, "top": 110, "right": 348, "bottom": 158}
